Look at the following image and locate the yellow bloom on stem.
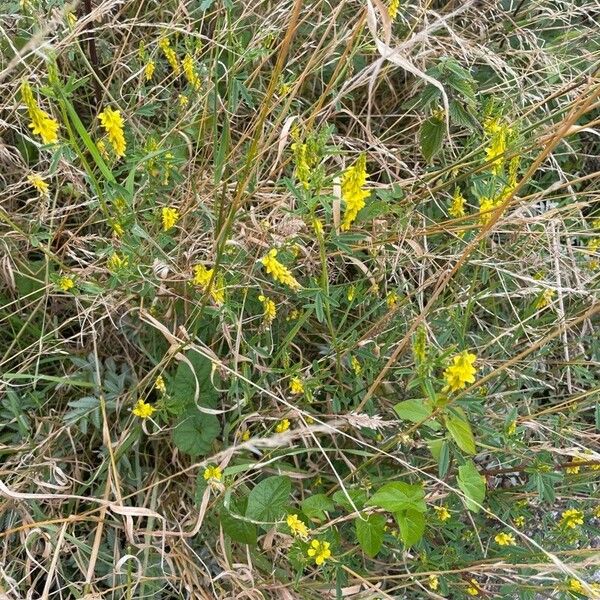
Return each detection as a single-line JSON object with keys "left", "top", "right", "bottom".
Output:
{"left": 182, "top": 53, "right": 201, "bottom": 90}
{"left": 203, "top": 465, "right": 222, "bottom": 482}
{"left": 275, "top": 419, "right": 290, "bottom": 433}
{"left": 260, "top": 249, "right": 301, "bottom": 290}
{"left": 178, "top": 94, "right": 189, "bottom": 107}
{"left": 350, "top": 356, "right": 362, "bottom": 375}
{"left": 307, "top": 539, "right": 332, "bottom": 566}
{"left": 428, "top": 574, "right": 439, "bottom": 591}
{"left": 386, "top": 291, "right": 399, "bottom": 308}
{"left": 96, "top": 139, "right": 109, "bottom": 160}
{"left": 161, "top": 206, "right": 179, "bottom": 231}
{"left": 483, "top": 117, "right": 511, "bottom": 175}
{"left": 98, "top": 107, "right": 126, "bottom": 158}
{"left": 566, "top": 455, "right": 585, "bottom": 475}
{"left": 479, "top": 196, "right": 503, "bottom": 225}
{"left": 290, "top": 376, "right": 304, "bottom": 395}
{"left": 341, "top": 155, "right": 370, "bottom": 231}
{"left": 514, "top": 515, "right": 525, "bottom": 528}
{"left": 159, "top": 37, "right": 180, "bottom": 74}
{"left": 258, "top": 294, "right": 276, "bottom": 326}
{"left": 449, "top": 187, "right": 466, "bottom": 218}
{"left": 107, "top": 253, "right": 128, "bottom": 271}
{"left": 21, "top": 81, "right": 60, "bottom": 145}
{"left": 535, "top": 288, "right": 555, "bottom": 310}
{"left": 443, "top": 351, "right": 477, "bottom": 392}
{"left": 388, "top": 0, "right": 400, "bottom": 20}
{"left": 132, "top": 399, "right": 155, "bottom": 419}
{"left": 567, "top": 578, "right": 583, "bottom": 594}
{"left": 292, "top": 141, "right": 311, "bottom": 189}
{"left": 434, "top": 505, "right": 451, "bottom": 522}
{"left": 466, "top": 579, "right": 481, "bottom": 596}
{"left": 347, "top": 284, "right": 356, "bottom": 302}
{"left": 560, "top": 508, "right": 584, "bottom": 529}
{"left": 27, "top": 174, "right": 49, "bottom": 196}
{"left": 494, "top": 532, "right": 516, "bottom": 546}
{"left": 192, "top": 264, "right": 225, "bottom": 305}
{"left": 57, "top": 276, "right": 75, "bottom": 292}
{"left": 154, "top": 375, "right": 166, "bottom": 394}
{"left": 593, "top": 505, "right": 600, "bottom": 519}
{"left": 144, "top": 60, "right": 155, "bottom": 81}
{"left": 286, "top": 514, "right": 308, "bottom": 538}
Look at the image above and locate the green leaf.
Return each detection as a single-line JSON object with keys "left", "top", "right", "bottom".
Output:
{"left": 457, "top": 460, "right": 486, "bottom": 513}
{"left": 445, "top": 408, "right": 476, "bottom": 455}
{"left": 301, "top": 494, "right": 335, "bottom": 521}
{"left": 245, "top": 476, "right": 291, "bottom": 524}
{"left": 368, "top": 482, "right": 426, "bottom": 514}
{"left": 394, "top": 399, "right": 432, "bottom": 423}
{"left": 332, "top": 489, "right": 367, "bottom": 512}
{"left": 170, "top": 350, "right": 220, "bottom": 414}
{"left": 420, "top": 117, "right": 445, "bottom": 163}
{"left": 394, "top": 509, "right": 425, "bottom": 546}
{"left": 355, "top": 513, "right": 386, "bottom": 558}
{"left": 172, "top": 409, "right": 220, "bottom": 457}
{"left": 220, "top": 509, "right": 258, "bottom": 545}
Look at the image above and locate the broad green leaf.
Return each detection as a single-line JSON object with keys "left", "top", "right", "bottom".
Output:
{"left": 394, "top": 509, "right": 425, "bottom": 546}
{"left": 368, "top": 482, "right": 426, "bottom": 514}
{"left": 245, "top": 476, "right": 291, "bottom": 523}
{"left": 220, "top": 509, "right": 257, "bottom": 545}
{"left": 172, "top": 410, "right": 220, "bottom": 457}
{"left": 170, "top": 350, "right": 220, "bottom": 413}
{"left": 445, "top": 408, "right": 476, "bottom": 455}
{"left": 301, "top": 494, "right": 335, "bottom": 521}
{"left": 420, "top": 117, "right": 445, "bottom": 162}
{"left": 457, "top": 460, "right": 486, "bottom": 513}
{"left": 332, "top": 488, "right": 367, "bottom": 512}
{"left": 394, "top": 399, "right": 433, "bottom": 423}
{"left": 355, "top": 513, "right": 386, "bottom": 558}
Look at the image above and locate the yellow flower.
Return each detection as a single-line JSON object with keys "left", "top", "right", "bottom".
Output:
{"left": 535, "top": 288, "right": 555, "bottom": 310}
{"left": 449, "top": 187, "right": 466, "bottom": 218}
{"left": 386, "top": 291, "right": 399, "bottom": 308}
{"left": 307, "top": 539, "right": 332, "bottom": 566}
{"left": 388, "top": 0, "right": 400, "bottom": 20}
{"left": 27, "top": 174, "right": 49, "bottom": 196}
{"left": 203, "top": 465, "right": 222, "bottom": 482}
{"left": 566, "top": 455, "right": 584, "bottom": 475}
{"left": 286, "top": 514, "right": 308, "bottom": 538}
{"left": 178, "top": 94, "right": 189, "bottom": 107}
{"left": 483, "top": 117, "right": 511, "bottom": 174}
{"left": 260, "top": 249, "right": 301, "bottom": 290}
{"left": 144, "top": 60, "right": 155, "bottom": 81}
{"left": 350, "top": 356, "right": 362, "bottom": 375}
{"left": 292, "top": 141, "right": 311, "bottom": 189}
{"left": 494, "top": 532, "right": 516, "bottom": 546}
{"left": 97, "top": 139, "right": 109, "bottom": 160}
{"left": 312, "top": 218, "right": 323, "bottom": 236}
{"left": 57, "top": 276, "right": 75, "bottom": 292}
{"left": 21, "top": 81, "right": 60, "bottom": 145}
{"left": 479, "top": 196, "right": 502, "bottom": 225}
{"left": 111, "top": 221, "right": 124, "bottom": 237}
{"left": 568, "top": 578, "right": 583, "bottom": 594}
{"left": 132, "top": 399, "right": 155, "bottom": 419}
{"left": 514, "top": 515, "right": 525, "bottom": 528}
{"left": 159, "top": 37, "right": 180, "bottom": 74}
{"left": 66, "top": 11, "right": 77, "bottom": 27}
{"left": 258, "top": 294, "right": 276, "bottom": 326}
{"left": 192, "top": 264, "right": 225, "bottom": 305}
{"left": 587, "top": 238, "right": 600, "bottom": 253}
{"left": 560, "top": 508, "right": 584, "bottom": 529}
{"left": 434, "top": 505, "right": 451, "bottom": 522}
{"left": 154, "top": 375, "right": 166, "bottom": 394}
{"left": 161, "top": 206, "right": 179, "bottom": 231}
{"left": 341, "top": 155, "right": 370, "bottom": 231}
{"left": 428, "top": 574, "right": 439, "bottom": 591}
{"left": 466, "top": 579, "right": 480, "bottom": 596}
{"left": 275, "top": 419, "right": 290, "bottom": 433}
{"left": 98, "top": 107, "right": 126, "bottom": 158}
{"left": 594, "top": 506, "right": 600, "bottom": 519}
{"left": 290, "top": 377, "right": 304, "bottom": 395}
{"left": 241, "top": 429, "right": 251, "bottom": 441}
{"left": 107, "top": 253, "right": 128, "bottom": 271}
{"left": 443, "top": 351, "right": 477, "bottom": 392}
{"left": 347, "top": 284, "right": 356, "bottom": 302}
{"left": 182, "top": 53, "right": 201, "bottom": 90}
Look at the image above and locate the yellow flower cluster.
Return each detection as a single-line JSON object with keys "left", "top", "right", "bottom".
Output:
{"left": 428, "top": 575, "right": 439, "bottom": 591}
{"left": 57, "top": 276, "right": 75, "bottom": 292}
{"left": 386, "top": 291, "right": 399, "bottom": 308}
{"left": 291, "top": 141, "right": 313, "bottom": 189}
{"left": 275, "top": 418, "right": 290, "bottom": 433}
{"left": 341, "top": 155, "right": 370, "bottom": 231}
{"left": 20, "top": 81, "right": 60, "bottom": 145}
{"left": 182, "top": 54, "right": 201, "bottom": 90}
{"left": 388, "top": 0, "right": 400, "bottom": 20}
{"left": 466, "top": 579, "right": 481, "bottom": 596}
{"left": 484, "top": 117, "right": 512, "bottom": 175}
{"left": 132, "top": 399, "right": 155, "bottom": 419}
{"left": 192, "top": 264, "right": 225, "bottom": 305}
{"left": 535, "top": 288, "right": 555, "bottom": 310}
{"left": 154, "top": 375, "right": 166, "bottom": 394}
{"left": 494, "top": 531, "right": 516, "bottom": 546}
{"left": 286, "top": 514, "right": 308, "bottom": 538}
{"left": 350, "top": 355, "right": 362, "bottom": 375}
{"left": 107, "top": 252, "right": 128, "bottom": 271}
{"left": 443, "top": 351, "right": 477, "bottom": 392}
{"left": 307, "top": 539, "right": 332, "bottom": 566}
{"left": 290, "top": 376, "right": 304, "bottom": 394}
{"left": 449, "top": 187, "right": 466, "bottom": 218}
{"left": 27, "top": 174, "right": 49, "bottom": 196}
{"left": 159, "top": 37, "right": 180, "bottom": 74}
{"left": 260, "top": 249, "right": 301, "bottom": 290}
{"left": 258, "top": 294, "right": 276, "bottom": 327}
{"left": 144, "top": 60, "right": 155, "bottom": 81}
{"left": 434, "top": 505, "right": 451, "bottom": 522}
{"left": 560, "top": 508, "right": 584, "bottom": 529}
{"left": 161, "top": 206, "right": 179, "bottom": 231}
{"left": 98, "top": 107, "right": 126, "bottom": 158}
{"left": 203, "top": 465, "right": 222, "bottom": 482}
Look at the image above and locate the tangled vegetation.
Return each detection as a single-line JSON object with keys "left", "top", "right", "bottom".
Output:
{"left": 1, "top": 0, "right": 599, "bottom": 598}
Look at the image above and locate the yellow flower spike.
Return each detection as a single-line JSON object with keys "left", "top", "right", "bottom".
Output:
{"left": 350, "top": 356, "right": 362, "bottom": 375}
{"left": 20, "top": 81, "right": 60, "bottom": 145}
{"left": 483, "top": 117, "right": 512, "bottom": 175}
{"left": 107, "top": 253, "right": 128, "bottom": 271}
{"left": 560, "top": 508, "right": 584, "bottom": 529}
{"left": 258, "top": 294, "right": 276, "bottom": 327}
{"left": 428, "top": 574, "right": 439, "bottom": 591}
{"left": 192, "top": 264, "right": 225, "bottom": 305}
{"left": 567, "top": 578, "right": 583, "bottom": 594}
{"left": 494, "top": 532, "right": 516, "bottom": 546}
{"left": 178, "top": 94, "right": 189, "bottom": 107}
{"left": 442, "top": 351, "right": 477, "bottom": 392}
{"left": 132, "top": 399, "right": 155, "bottom": 419}
{"left": 434, "top": 505, "right": 451, "bottom": 522}
{"left": 514, "top": 516, "right": 525, "bottom": 528}
{"left": 535, "top": 288, "right": 555, "bottom": 310}
{"left": 340, "top": 155, "right": 370, "bottom": 231}
{"left": 98, "top": 107, "right": 126, "bottom": 158}
{"left": 347, "top": 284, "right": 356, "bottom": 302}
{"left": 307, "top": 539, "right": 332, "bottom": 566}
{"left": 154, "top": 375, "right": 166, "bottom": 394}
{"left": 260, "top": 249, "right": 301, "bottom": 290}
{"left": 144, "top": 60, "right": 155, "bottom": 81}
{"left": 159, "top": 37, "right": 180, "bottom": 74}
{"left": 182, "top": 53, "right": 201, "bottom": 90}
{"left": 449, "top": 187, "right": 466, "bottom": 218}
{"left": 275, "top": 419, "right": 290, "bottom": 433}
{"left": 161, "top": 206, "right": 179, "bottom": 231}
{"left": 292, "top": 141, "right": 311, "bottom": 189}
{"left": 241, "top": 429, "right": 251, "bottom": 442}
{"left": 386, "top": 291, "right": 399, "bottom": 309}
{"left": 27, "top": 174, "right": 49, "bottom": 196}
{"left": 388, "top": 0, "right": 400, "bottom": 20}
{"left": 286, "top": 514, "right": 308, "bottom": 538}
{"left": 289, "top": 377, "right": 304, "bottom": 395}
{"left": 203, "top": 465, "right": 222, "bottom": 482}
{"left": 57, "top": 276, "right": 75, "bottom": 292}
{"left": 466, "top": 579, "right": 481, "bottom": 596}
